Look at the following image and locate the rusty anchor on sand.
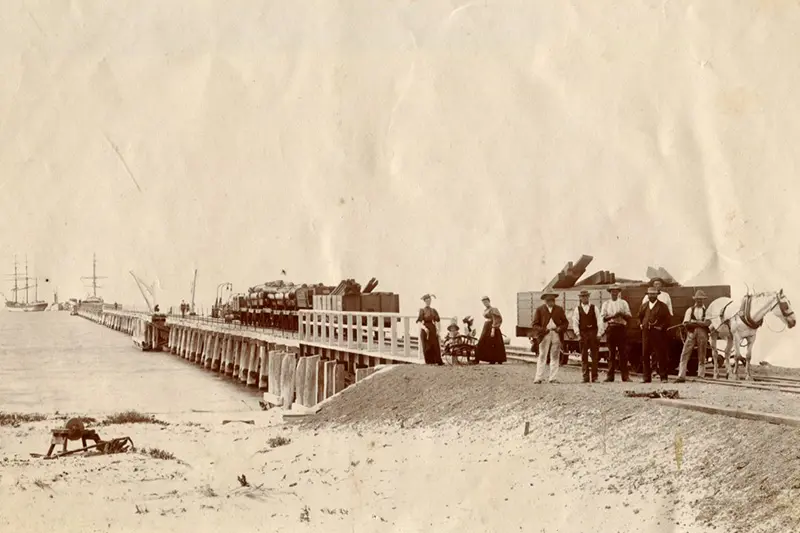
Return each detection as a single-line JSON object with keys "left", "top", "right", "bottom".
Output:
{"left": 29, "top": 418, "right": 135, "bottom": 460}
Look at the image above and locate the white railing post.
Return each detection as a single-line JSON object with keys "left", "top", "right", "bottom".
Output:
{"left": 403, "top": 317, "right": 410, "bottom": 359}
{"left": 347, "top": 314, "right": 353, "bottom": 349}
{"left": 367, "top": 316, "right": 374, "bottom": 352}
{"left": 390, "top": 317, "right": 397, "bottom": 356}
{"left": 356, "top": 316, "right": 363, "bottom": 350}
{"left": 378, "top": 317, "right": 384, "bottom": 354}
{"left": 337, "top": 313, "right": 343, "bottom": 348}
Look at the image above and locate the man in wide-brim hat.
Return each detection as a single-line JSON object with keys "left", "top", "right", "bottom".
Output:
{"left": 641, "top": 278, "right": 673, "bottom": 316}
{"left": 638, "top": 286, "right": 671, "bottom": 383}
{"left": 676, "top": 289, "right": 712, "bottom": 382}
{"left": 530, "top": 291, "right": 569, "bottom": 383}
{"left": 600, "top": 284, "right": 632, "bottom": 381}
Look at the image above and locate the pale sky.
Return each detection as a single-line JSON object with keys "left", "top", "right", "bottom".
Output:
{"left": 2, "top": 1, "right": 800, "bottom": 364}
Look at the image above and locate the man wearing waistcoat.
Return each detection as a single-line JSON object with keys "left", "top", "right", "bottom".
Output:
{"left": 571, "top": 290, "right": 604, "bottom": 383}
{"left": 638, "top": 286, "right": 671, "bottom": 383}
{"left": 530, "top": 292, "right": 569, "bottom": 384}
{"left": 676, "top": 290, "right": 712, "bottom": 382}
{"left": 601, "top": 284, "right": 632, "bottom": 382}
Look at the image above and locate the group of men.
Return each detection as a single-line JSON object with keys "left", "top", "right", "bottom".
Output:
{"left": 528, "top": 278, "right": 712, "bottom": 384}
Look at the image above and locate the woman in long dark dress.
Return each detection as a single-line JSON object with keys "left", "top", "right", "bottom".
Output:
{"left": 475, "top": 296, "right": 506, "bottom": 364}
{"left": 416, "top": 294, "right": 444, "bottom": 365}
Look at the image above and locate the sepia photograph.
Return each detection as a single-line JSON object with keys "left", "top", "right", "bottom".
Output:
{"left": 2, "top": 1, "right": 800, "bottom": 532}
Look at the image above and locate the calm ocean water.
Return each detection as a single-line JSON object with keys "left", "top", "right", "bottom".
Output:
{"left": 0, "top": 311, "right": 259, "bottom": 415}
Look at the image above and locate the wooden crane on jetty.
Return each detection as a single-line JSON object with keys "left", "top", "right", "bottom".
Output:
{"left": 129, "top": 271, "right": 158, "bottom": 313}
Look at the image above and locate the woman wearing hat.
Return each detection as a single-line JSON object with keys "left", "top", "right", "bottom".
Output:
{"left": 442, "top": 318, "right": 461, "bottom": 359}
{"left": 416, "top": 294, "right": 444, "bottom": 365}
{"left": 475, "top": 296, "right": 507, "bottom": 364}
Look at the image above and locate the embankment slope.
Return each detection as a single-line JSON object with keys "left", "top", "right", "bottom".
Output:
{"left": 304, "top": 364, "right": 800, "bottom": 532}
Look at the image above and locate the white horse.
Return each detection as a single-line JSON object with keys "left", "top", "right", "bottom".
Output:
{"left": 706, "top": 289, "right": 796, "bottom": 380}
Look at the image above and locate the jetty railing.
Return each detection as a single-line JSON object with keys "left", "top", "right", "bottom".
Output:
{"left": 95, "top": 308, "right": 533, "bottom": 361}
{"left": 298, "top": 310, "right": 459, "bottom": 360}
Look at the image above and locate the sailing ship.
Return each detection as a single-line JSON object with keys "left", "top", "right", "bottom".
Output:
{"left": 4, "top": 256, "right": 48, "bottom": 312}
{"left": 78, "top": 254, "right": 106, "bottom": 312}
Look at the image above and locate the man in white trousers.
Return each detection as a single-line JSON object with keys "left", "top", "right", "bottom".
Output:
{"left": 530, "top": 292, "right": 569, "bottom": 383}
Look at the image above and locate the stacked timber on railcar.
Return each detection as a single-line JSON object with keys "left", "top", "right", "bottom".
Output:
{"left": 313, "top": 278, "right": 399, "bottom": 330}
{"left": 224, "top": 277, "right": 399, "bottom": 336}
{"left": 516, "top": 255, "right": 731, "bottom": 373}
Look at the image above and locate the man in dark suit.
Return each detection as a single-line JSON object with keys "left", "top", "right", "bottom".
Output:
{"left": 530, "top": 292, "right": 569, "bottom": 383}
{"left": 638, "top": 286, "right": 672, "bottom": 383}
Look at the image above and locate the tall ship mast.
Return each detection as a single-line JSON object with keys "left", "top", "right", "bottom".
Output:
{"left": 79, "top": 253, "right": 107, "bottom": 311}
{"left": 4, "top": 255, "right": 48, "bottom": 312}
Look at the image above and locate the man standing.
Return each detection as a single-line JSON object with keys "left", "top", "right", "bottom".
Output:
{"left": 638, "top": 286, "right": 671, "bottom": 383}
{"left": 601, "top": 284, "right": 632, "bottom": 382}
{"left": 530, "top": 292, "right": 569, "bottom": 384}
{"left": 641, "top": 278, "right": 673, "bottom": 316}
{"left": 571, "top": 290, "right": 604, "bottom": 383}
{"left": 676, "top": 290, "right": 712, "bottom": 382}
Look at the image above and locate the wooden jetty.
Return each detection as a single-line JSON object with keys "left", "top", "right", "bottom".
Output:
{"left": 74, "top": 307, "right": 463, "bottom": 414}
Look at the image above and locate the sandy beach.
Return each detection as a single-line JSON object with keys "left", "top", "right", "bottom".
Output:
{"left": 3, "top": 364, "right": 800, "bottom": 533}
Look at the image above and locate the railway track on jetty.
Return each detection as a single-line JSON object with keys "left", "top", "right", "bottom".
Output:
{"left": 170, "top": 311, "right": 800, "bottom": 395}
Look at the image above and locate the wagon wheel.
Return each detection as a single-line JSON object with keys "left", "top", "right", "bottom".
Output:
{"left": 445, "top": 345, "right": 478, "bottom": 366}
{"left": 65, "top": 418, "right": 85, "bottom": 441}
{"left": 444, "top": 336, "right": 479, "bottom": 366}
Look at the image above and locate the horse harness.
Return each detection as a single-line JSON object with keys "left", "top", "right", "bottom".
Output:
{"left": 718, "top": 292, "right": 792, "bottom": 332}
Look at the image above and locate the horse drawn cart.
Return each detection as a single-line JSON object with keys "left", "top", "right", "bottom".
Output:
{"left": 515, "top": 255, "right": 732, "bottom": 375}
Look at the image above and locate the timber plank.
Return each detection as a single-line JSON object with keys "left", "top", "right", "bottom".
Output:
{"left": 303, "top": 355, "right": 321, "bottom": 407}
{"left": 294, "top": 357, "right": 308, "bottom": 407}
{"left": 652, "top": 399, "right": 800, "bottom": 427}
{"left": 280, "top": 353, "right": 295, "bottom": 409}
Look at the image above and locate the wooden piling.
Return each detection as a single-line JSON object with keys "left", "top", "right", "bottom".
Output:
{"left": 303, "top": 355, "right": 321, "bottom": 407}
{"left": 204, "top": 332, "right": 213, "bottom": 367}
{"left": 280, "top": 352, "right": 296, "bottom": 408}
{"left": 177, "top": 327, "right": 184, "bottom": 356}
{"left": 333, "top": 363, "right": 346, "bottom": 394}
{"left": 180, "top": 328, "right": 187, "bottom": 358}
{"left": 268, "top": 350, "right": 282, "bottom": 395}
{"left": 247, "top": 342, "right": 259, "bottom": 387}
{"left": 232, "top": 336, "right": 240, "bottom": 374}
{"left": 258, "top": 342, "right": 269, "bottom": 390}
{"left": 323, "top": 360, "right": 337, "bottom": 400}
{"left": 294, "top": 357, "right": 307, "bottom": 406}
{"left": 204, "top": 334, "right": 214, "bottom": 369}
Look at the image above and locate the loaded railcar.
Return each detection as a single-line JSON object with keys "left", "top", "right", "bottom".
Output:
{"left": 216, "top": 277, "right": 400, "bottom": 336}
